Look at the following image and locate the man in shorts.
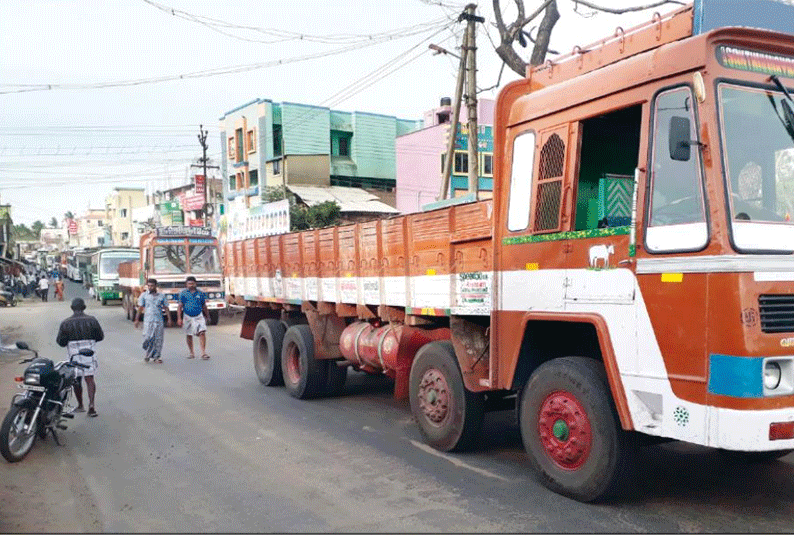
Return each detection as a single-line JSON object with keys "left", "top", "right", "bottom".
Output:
{"left": 56, "top": 297, "right": 104, "bottom": 417}
{"left": 177, "top": 276, "right": 210, "bottom": 359}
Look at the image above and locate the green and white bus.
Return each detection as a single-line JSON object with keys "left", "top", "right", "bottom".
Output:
{"left": 90, "top": 248, "right": 138, "bottom": 305}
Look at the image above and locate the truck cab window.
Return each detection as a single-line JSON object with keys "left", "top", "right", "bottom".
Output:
{"left": 646, "top": 87, "right": 708, "bottom": 252}
{"left": 507, "top": 131, "right": 536, "bottom": 231}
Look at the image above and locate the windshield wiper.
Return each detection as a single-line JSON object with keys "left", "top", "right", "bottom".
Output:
{"left": 770, "top": 75, "right": 794, "bottom": 141}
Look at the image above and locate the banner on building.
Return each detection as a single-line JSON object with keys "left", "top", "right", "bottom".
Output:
{"left": 180, "top": 193, "right": 206, "bottom": 212}
{"left": 68, "top": 219, "right": 78, "bottom": 235}
{"left": 228, "top": 199, "right": 290, "bottom": 242}
{"left": 194, "top": 175, "right": 205, "bottom": 196}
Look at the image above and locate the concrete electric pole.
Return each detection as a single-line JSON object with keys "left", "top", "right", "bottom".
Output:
{"left": 197, "top": 125, "right": 209, "bottom": 226}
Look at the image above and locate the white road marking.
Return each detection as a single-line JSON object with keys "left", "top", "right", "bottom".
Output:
{"left": 409, "top": 440, "right": 510, "bottom": 482}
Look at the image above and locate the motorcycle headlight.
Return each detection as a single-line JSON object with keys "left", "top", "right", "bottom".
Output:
{"left": 24, "top": 374, "right": 40, "bottom": 385}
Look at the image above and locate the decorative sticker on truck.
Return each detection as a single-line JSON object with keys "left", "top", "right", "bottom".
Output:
{"left": 453, "top": 271, "right": 492, "bottom": 315}
{"left": 717, "top": 46, "right": 794, "bottom": 78}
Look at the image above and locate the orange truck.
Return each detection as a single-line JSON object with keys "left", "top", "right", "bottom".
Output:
{"left": 119, "top": 226, "right": 226, "bottom": 325}
{"left": 226, "top": 4, "right": 794, "bottom": 501}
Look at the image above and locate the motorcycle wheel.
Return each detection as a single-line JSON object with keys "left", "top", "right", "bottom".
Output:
{"left": 0, "top": 405, "right": 37, "bottom": 462}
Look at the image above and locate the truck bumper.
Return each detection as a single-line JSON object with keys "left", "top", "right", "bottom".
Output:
{"left": 100, "top": 290, "right": 123, "bottom": 300}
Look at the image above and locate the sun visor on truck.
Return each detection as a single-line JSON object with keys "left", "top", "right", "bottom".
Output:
{"left": 694, "top": 0, "right": 794, "bottom": 36}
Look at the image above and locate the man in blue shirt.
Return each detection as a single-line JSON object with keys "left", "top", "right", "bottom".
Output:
{"left": 177, "top": 276, "right": 210, "bottom": 359}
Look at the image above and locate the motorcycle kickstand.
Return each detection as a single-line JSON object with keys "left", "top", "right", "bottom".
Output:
{"left": 49, "top": 427, "right": 62, "bottom": 446}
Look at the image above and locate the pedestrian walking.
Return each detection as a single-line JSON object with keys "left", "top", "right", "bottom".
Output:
{"left": 135, "top": 278, "right": 170, "bottom": 363}
{"left": 56, "top": 297, "right": 104, "bottom": 417}
{"left": 38, "top": 275, "right": 49, "bottom": 302}
{"left": 177, "top": 276, "right": 210, "bottom": 359}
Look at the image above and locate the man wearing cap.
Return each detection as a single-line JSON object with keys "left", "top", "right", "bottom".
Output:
{"left": 56, "top": 297, "right": 104, "bottom": 417}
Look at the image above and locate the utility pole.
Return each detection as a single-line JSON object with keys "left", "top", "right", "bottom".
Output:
{"left": 462, "top": 3, "right": 483, "bottom": 198}
{"left": 437, "top": 4, "right": 483, "bottom": 202}
{"left": 197, "top": 125, "right": 209, "bottom": 226}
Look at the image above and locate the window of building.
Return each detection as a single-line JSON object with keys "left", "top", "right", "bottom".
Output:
{"left": 338, "top": 136, "right": 350, "bottom": 157}
{"left": 480, "top": 152, "right": 493, "bottom": 177}
{"left": 120, "top": 208, "right": 127, "bottom": 218}
{"left": 507, "top": 132, "right": 536, "bottom": 231}
{"left": 249, "top": 169, "right": 259, "bottom": 187}
{"left": 228, "top": 137, "right": 235, "bottom": 159}
{"left": 273, "top": 159, "right": 281, "bottom": 175}
{"left": 229, "top": 175, "right": 236, "bottom": 191}
{"left": 97, "top": 220, "right": 103, "bottom": 227}
{"left": 273, "top": 125, "right": 283, "bottom": 156}
{"left": 121, "top": 232, "right": 129, "bottom": 241}
{"left": 247, "top": 130, "right": 256, "bottom": 153}
{"left": 235, "top": 128, "right": 244, "bottom": 162}
{"left": 453, "top": 150, "right": 468, "bottom": 175}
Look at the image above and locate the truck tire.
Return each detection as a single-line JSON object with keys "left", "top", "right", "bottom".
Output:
{"left": 281, "top": 324, "right": 327, "bottom": 399}
{"left": 253, "top": 319, "right": 285, "bottom": 387}
{"left": 519, "top": 356, "right": 637, "bottom": 502}
{"left": 325, "top": 362, "right": 348, "bottom": 397}
{"left": 209, "top": 310, "right": 220, "bottom": 326}
{"left": 409, "top": 341, "right": 484, "bottom": 452}
{"left": 124, "top": 295, "right": 130, "bottom": 320}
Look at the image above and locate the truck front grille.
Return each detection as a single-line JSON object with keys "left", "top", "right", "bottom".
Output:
{"left": 759, "top": 295, "right": 794, "bottom": 333}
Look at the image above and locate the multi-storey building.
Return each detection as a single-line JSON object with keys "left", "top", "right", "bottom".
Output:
{"left": 105, "top": 187, "right": 146, "bottom": 247}
{"left": 219, "top": 99, "right": 420, "bottom": 210}
{"left": 395, "top": 98, "right": 495, "bottom": 214}
{"left": 76, "top": 209, "right": 108, "bottom": 248}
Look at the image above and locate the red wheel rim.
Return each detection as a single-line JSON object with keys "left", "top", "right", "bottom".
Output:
{"left": 417, "top": 368, "right": 450, "bottom": 426}
{"left": 285, "top": 343, "right": 301, "bottom": 385}
{"left": 537, "top": 390, "right": 592, "bottom": 470}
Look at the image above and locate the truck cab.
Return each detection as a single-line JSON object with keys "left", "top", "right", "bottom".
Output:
{"left": 140, "top": 226, "right": 226, "bottom": 323}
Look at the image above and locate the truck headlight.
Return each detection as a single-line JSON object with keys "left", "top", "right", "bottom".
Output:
{"left": 24, "top": 374, "right": 40, "bottom": 385}
{"left": 765, "top": 361, "right": 782, "bottom": 390}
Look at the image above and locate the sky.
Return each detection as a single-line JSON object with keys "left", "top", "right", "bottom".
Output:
{"left": 0, "top": 0, "right": 686, "bottom": 226}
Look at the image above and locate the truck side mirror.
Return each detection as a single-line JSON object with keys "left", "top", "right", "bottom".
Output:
{"left": 669, "top": 116, "right": 692, "bottom": 162}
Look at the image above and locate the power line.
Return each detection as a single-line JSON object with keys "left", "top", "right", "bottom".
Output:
{"left": 0, "top": 20, "right": 450, "bottom": 95}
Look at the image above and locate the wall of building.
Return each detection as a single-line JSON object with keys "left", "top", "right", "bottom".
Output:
{"left": 284, "top": 155, "right": 330, "bottom": 186}
{"left": 106, "top": 189, "right": 146, "bottom": 247}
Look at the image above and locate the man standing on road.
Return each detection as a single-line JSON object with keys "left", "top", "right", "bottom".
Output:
{"left": 177, "top": 276, "right": 210, "bottom": 359}
{"left": 38, "top": 274, "right": 49, "bottom": 302}
{"left": 56, "top": 297, "right": 104, "bottom": 417}
{"left": 135, "top": 278, "right": 170, "bottom": 364}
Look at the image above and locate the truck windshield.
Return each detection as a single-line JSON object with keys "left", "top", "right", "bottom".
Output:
{"left": 720, "top": 83, "right": 794, "bottom": 251}
{"left": 188, "top": 245, "right": 221, "bottom": 274}
{"left": 100, "top": 254, "right": 136, "bottom": 279}
{"left": 153, "top": 245, "right": 187, "bottom": 274}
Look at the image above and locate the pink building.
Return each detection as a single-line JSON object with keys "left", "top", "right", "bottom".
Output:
{"left": 396, "top": 98, "right": 495, "bottom": 214}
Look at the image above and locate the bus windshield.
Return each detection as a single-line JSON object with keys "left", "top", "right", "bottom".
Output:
{"left": 188, "top": 245, "right": 221, "bottom": 274}
{"left": 99, "top": 254, "right": 136, "bottom": 279}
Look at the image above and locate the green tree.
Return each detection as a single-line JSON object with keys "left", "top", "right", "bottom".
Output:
{"left": 12, "top": 223, "right": 34, "bottom": 240}
{"left": 31, "top": 220, "right": 45, "bottom": 238}
{"left": 261, "top": 186, "right": 341, "bottom": 231}
{"left": 49, "top": 217, "right": 58, "bottom": 228}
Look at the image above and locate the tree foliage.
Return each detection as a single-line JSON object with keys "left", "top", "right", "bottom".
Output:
{"left": 49, "top": 217, "right": 58, "bottom": 228}
{"left": 261, "top": 186, "right": 341, "bottom": 232}
{"left": 492, "top": 0, "right": 685, "bottom": 76}
{"left": 12, "top": 223, "right": 34, "bottom": 240}
{"left": 31, "top": 220, "right": 45, "bottom": 238}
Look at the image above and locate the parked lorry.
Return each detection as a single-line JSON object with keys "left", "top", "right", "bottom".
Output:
{"left": 225, "top": 3, "right": 794, "bottom": 501}
{"left": 119, "top": 226, "right": 226, "bottom": 324}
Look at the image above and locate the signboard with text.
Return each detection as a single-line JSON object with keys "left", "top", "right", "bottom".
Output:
{"left": 228, "top": 199, "right": 290, "bottom": 242}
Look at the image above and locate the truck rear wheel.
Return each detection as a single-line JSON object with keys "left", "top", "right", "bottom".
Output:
{"left": 253, "top": 319, "right": 285, "bottom": 387}
{"left": 519, "top": 356, "right": 636, "bottom": 502}
{"left": 209, "top": 310, "right": 220, "bottom": 326}
{"left": 409, "top": 341, "right": 484, "bottom": 452}
{"left": 281, "top": 324, "right": 326, "bottom": 399}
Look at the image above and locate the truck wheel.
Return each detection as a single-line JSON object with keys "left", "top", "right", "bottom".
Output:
{"left": 325, "top": 362, "right": 348, "bottom": 397}
{"left": 253, "top": 319, "right": 285, "bottom": 387}
{"left": 209, "top": 310, "right": 220, "bottom": 326}
{"left": 101, "top": 298, "right": 107, "bottom": 306}
{"left": 409, "top": 341, "right": 484, "bottom": 452}
{"left": 281, "top": 324, "right": 326, "bottom": 399}
{"left": 519, "top": 356, "right": 636, "bottom": 502}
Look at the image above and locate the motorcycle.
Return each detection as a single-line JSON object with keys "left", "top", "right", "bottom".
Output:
{"left": 0, "top": 282, "right": 16, "bottom": 307}
{"left": 0, "top": 341, "right": 92, "bottom": 462}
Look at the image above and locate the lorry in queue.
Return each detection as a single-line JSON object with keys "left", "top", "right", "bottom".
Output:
{"left": 89, "top": 248, "right": 138, "bottom": 305}
{"left": 119, "top": 226, "right": 226, "bottom": 324}
{"left": 225, "top": 2, "right": 794, "bottom": 501}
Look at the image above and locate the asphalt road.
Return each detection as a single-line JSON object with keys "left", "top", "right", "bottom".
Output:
{"left": 1, "top": 280, "right": 794, "bottom": 533}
